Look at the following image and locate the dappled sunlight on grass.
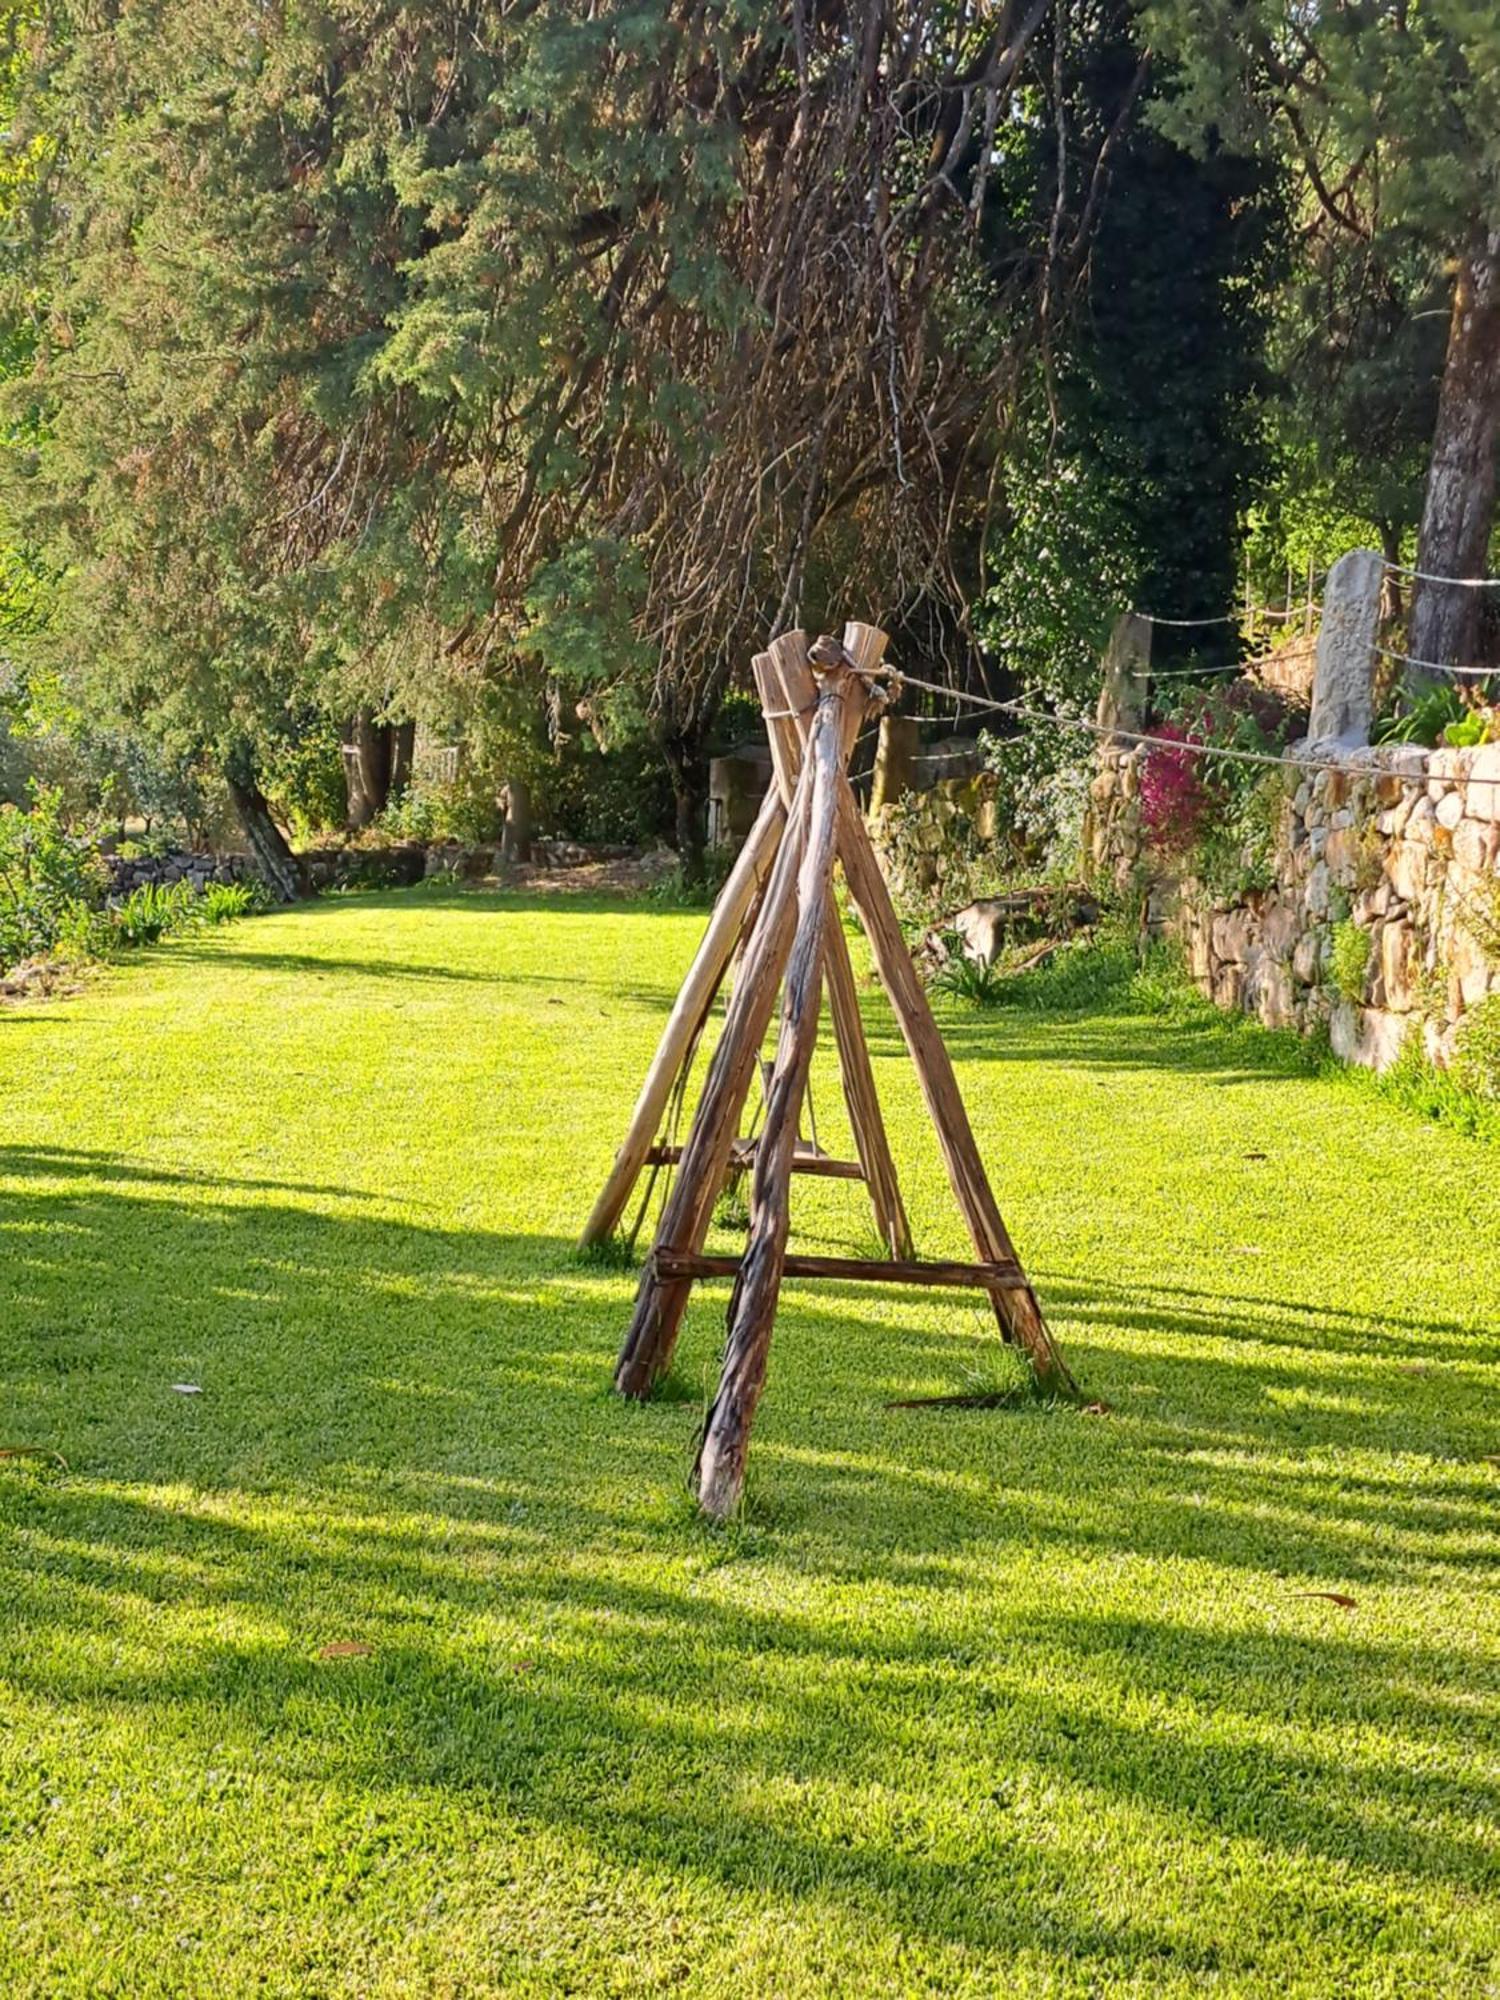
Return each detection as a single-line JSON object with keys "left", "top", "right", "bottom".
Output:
{"left": 1, "top": 888, "right": 1497, "bottom": 1994}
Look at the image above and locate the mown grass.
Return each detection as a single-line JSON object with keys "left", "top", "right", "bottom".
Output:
{"left": 1, "top": 884, "right": 1497, "bottom": 1997}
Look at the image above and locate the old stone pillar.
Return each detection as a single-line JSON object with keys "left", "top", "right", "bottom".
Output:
{"left": 1096, "top": 613, "right": 1151, "bottom": 738}
{"left": 869, "top": 713, "right": 920, "bottom": 812}
{"left": 1309, "top": 549, "right": 1382, "bottom": 747}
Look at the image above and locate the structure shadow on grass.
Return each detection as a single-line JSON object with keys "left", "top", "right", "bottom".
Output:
{"left": 2, "top": 1473, "right": 1495, "bottom": 1936}
{"left": 3, "top": 1153, "right": 1496, "bottom": 1975}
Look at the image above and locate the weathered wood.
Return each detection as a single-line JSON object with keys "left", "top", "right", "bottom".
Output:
{"left": 766, "top": 660, "right": 1074, "bottom": 1397}
{"left": 697, "top": 659, "right": 863, "bottom": 1518}
{"left": 655, "top": 1251, "right": 1028, "bottom": 1290}
{"left": 757, "top": 634, "right": 912, "bottom": 1259}
{"left": 830, "top": 787, "right": 1075, "bottom": 1394}
{"left": 644, "top": 1142, "right": 865, "bottom": 1181}
{"left": 613, "top": 753, "right": 813, "bottom": 1398}
{"left": 581, "top": 782, "right": 785, "bottom": 1247}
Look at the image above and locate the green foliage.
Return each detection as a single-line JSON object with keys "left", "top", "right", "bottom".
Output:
{"left": 1374, "top": 683, "right": 1467, "bottom": 748}
{"left": 644, "top": 846, "right": 734, "bottom": 910}
{"left": 980, "top": 55, "right": 1283, "bottom": 696}
{"left": 378, "top": 779, "right": 504, "bottom": 848}
{"left": 1330, "top": 921, "right": 1373, "bottom": 1004}
{"left": 1193, "top": 767, "right": 1291, "bottom": 900}
{"left": 930, "top": 952, "right": 1009, "bottom": 1009}
{"left": 0, "top": 785, "right": 106, "bottom": 967}
{"left": 1450, "top": 995, "right": 1500, "bottom": 1103}
{"left": 1363, "top": 1016, "right": 1500, "bottom": 1143}
{"left": 980, "top": 723, "right": 1094, "bottom": 877}
{"left": 107, "top": 880, "right": 199, "bottom": 949}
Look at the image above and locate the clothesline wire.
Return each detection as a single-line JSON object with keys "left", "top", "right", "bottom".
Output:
{"left": 1381, "top": 557, "right": 1500, "bottom": 588}
{"left": 1370, "top": 641, "right": 1498, "bottom": 681}
{"left": 887, "top": 667, "right": 1443, "bottom": 789}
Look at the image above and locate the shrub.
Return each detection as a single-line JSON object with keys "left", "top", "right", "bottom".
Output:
{"left": 1139, "top": 680, "right": 1300, "bottom": 869}
{"left": 1329, "top": 920, "right": 1371, "bottom": 1003}
{"left": 1137, "top": 723, "right": 1210, "bottom": 849}
{"left": 930, "top": 951, "right": 1008, "bottom": 1007}
{"left": 110, "top": 879, "right": 199, "bottom": 947}
{"left": 0, "top": 786, "right": 108, "bottom": 970}
{"left": 1451, "top": 994, "right": 1500, "bottom": 1101}
{"left": 200, "top": 879, "right": 268, "bottom": 924}
{"left": 1373, "top": 683, "right": 1465, "bottom": 749}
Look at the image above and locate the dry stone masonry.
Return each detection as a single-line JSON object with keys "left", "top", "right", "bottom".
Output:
{"left": 1087, "top": 552, "right": 1500, "bottom": 1074}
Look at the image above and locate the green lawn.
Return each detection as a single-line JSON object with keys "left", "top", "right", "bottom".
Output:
{"left": 2, "top": 887, "right": 1496, "bottom": 1997}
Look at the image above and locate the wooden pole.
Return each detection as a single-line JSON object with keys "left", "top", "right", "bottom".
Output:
{"left": 614, "top": 755, "right": 813, "bottom": 1398}
{"left": 830, "top": 783, "right": 1076, "bottom": 1396}
{"left": 758, "top": 634, "right": 912, "bottom": 1259}
{"left": 696, "top": 661, "right": 864, "bottom": 1518}
{"left": 581, "top": 782, "right": 785, "bottom": 1247}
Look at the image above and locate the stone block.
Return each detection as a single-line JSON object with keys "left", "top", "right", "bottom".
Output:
{"left": 1388, "top": 839, "right": 1427, "bottom": 904}
{"left": 1378, "top": 920, "right": 1417, "bottom": 1013}
{"left": 1434, "top": 789, "right": 1464, "bottom": 831}
{"left": 1304, "top": 860, "right": 1332, "bottom": 916}
{"left": 1292, "top": 930, "right": 1323, "bottom": 985}
{"left": 1212, "top": 908, "right": 1255, "bottom": 964}
{"left": 1329, "top": 1000, "right": 1361, "bottom": 1062}
{"left": 1452, "top": 817, "right": 1497, "bottom": 875}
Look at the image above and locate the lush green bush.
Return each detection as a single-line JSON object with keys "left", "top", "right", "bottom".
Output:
{"left": 1330, "top": 920, "right": 1372, "bottom": 1004}
{"left": 980, "top": 721, "right": 1094, "bottom": 877}
{"left": 930, "top": 951, "right": 1009, "bottom": 1008}
{"left": 1451, "top": 994, "right": 1500, "bottom": 1101}
{"left": 378, "top": 778, "right": 504, "bottom": 846}
{"left": 0, "top": 786, "right": 108, "bottom": 969}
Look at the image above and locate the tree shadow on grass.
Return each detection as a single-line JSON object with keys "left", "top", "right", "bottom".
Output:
{"left": 1, "top": 1163, "right": 1496, "bottom": 1977}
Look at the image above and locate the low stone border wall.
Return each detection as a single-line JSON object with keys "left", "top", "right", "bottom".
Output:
{"left": 1088, "top": 740, "right": 1500, "bottom": 1070}
{"left": 105, "top": 850, "right": 255, "bottom": 896}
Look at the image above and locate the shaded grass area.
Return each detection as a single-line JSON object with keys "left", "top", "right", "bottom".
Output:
{"left": 1, "top": 887, "right": 1497, "bottom": 1996}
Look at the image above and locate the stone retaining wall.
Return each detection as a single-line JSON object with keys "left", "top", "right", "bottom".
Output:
{"left": 105, "top": 850, "right": 255, "bottom": 896}
{"left": 1087, "top": 738, "right": 1500, "bottom": 1072}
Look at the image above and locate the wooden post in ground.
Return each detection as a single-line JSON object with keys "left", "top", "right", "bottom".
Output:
{"left": 696, "top": 659, "right": 865, "bottom": 1518}
{"left": 581, "top": 783, "right": 785, "bottom": 1247}
{"left": 614, "top": 756, "right": 813, "bottom": 1398}
{"left": 828, "top": 777, "right": 1076, "bottom": 1395}
{"left": 753, "top": 639, "right": 911, "bottom": 1259}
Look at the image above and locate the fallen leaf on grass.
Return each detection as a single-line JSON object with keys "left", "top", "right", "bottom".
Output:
{"left": 171, "top": 1384, "right": 203, "bottom": 1395}
{"left": 1081, "top": 1400, "right": 1113, "bottom": 1417}
{"left": 318, "top": 1641, "right": 374, "bottom": 1660}
{"left": 1291, "top": 1591, "right": 1357, "bottom": 1610}
{"left": 0, "top": 1445, "right": 69, "bottom": 1470}
{"left": 1243, "top": 1150, "right": 1268, "bottom": 1161}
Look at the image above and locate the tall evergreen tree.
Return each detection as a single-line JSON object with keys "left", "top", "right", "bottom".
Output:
{"left": 3, "top": 1, "right": 1146, "bottom": 875}
{"left": 1145, "top": 0, "right": 1500, "bottom": 675}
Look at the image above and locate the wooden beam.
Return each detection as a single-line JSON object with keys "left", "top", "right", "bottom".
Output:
{"left": 829, "top": 777, "right": 1078, "bottom": 1397}
{"left": 757, "top": 632, "right": 912, "bottom": 1258}
{"left": 644, "top": 1142, "right": 865, "bottom": 1182}
{"left": 654, "top": 1251, "right": 1029, "bottom": 1291}
{"left": 581, "top": 782, "right": 785, "bottom": 1247}
{"left": 697, "top": 652, "right": 864, "bottom": 1519}
{"left": 614, "top": 737, "right": 814, "bottom": 1399}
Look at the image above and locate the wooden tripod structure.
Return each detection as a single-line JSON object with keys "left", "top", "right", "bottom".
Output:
{"left": 581, "top": 622, "right": 1075, "bottom": 1517}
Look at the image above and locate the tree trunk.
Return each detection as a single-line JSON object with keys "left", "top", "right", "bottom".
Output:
{"left": 664, "top": 733, "right": 709, "bottom": 886}
{"left": 224, "top": 745, "right": 307, "bottom": 904}
{"left": 500, "top": 777, "right": 532, "bottom": 864}
{"left": 1409, "top": 226, "right": 1500, "bottom": 681}
{"left": 388, "top": 720, "right": 416, "bottom": 804}
{"left": 344, "top": 709, "right": 392, "bottom": 829}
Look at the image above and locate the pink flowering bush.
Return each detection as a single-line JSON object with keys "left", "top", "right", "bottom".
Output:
{"left": 1138, "top": 723, "right": 1211, "bottom": 848}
